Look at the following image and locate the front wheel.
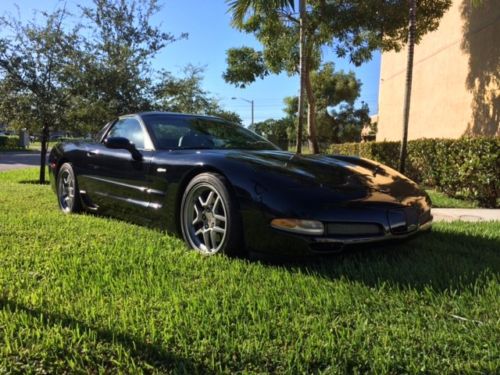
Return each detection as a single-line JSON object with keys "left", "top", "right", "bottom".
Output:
{"left": 180, "top": 173, "right": 243, "bottom": 256}
{"left": 57, "top": 163, "right": 82, "bottom": 214}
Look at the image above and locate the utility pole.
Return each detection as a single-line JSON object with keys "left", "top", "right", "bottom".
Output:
{"left": 232, "top": 97, "right": 254, "bottom": 126}
{"left": 250, "top": 99, "right": 254, "bottom": 126}
{"left": 399, "top": 0, "right": 416, "bottom": 174}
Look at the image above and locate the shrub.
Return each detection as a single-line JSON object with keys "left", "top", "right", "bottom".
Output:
{"left": 329, "top": 138, "right": 500, "bottom": 208}
{"left": 0, "top": 135, "right": 21, "bottom": 149}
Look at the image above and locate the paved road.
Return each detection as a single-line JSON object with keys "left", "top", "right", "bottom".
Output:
{"left": 0, "top": 151, "right": 45, "bottom": 171}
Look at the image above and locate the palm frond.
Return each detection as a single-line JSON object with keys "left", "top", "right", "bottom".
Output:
{"left": 227, "top": 0, "right": 295, "bottom": 26}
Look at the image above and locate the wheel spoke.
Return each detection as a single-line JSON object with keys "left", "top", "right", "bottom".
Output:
{"left": 210, "top": 229, "right": 219, "bottom": 250}
{"left": 192, "top": 204, "right": 201, "bottom": 225}
{"left": 205, "top": 191, "right": 215, "bottom": 207}
{"left": 213, "top": 226, "right": 225, "bottom": 234}
{"left": 213, "top": 214, "right": 226, "bottom": 223}
{"left": 202, "top": 230, "right": 211, "bottom": 250}
{"left": 197, "top": 196, "right": 205, "bottom": 207}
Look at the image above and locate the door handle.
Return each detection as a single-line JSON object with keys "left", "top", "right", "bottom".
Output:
{"left": 86, "top": 151, "right": 98, "bottom": 157}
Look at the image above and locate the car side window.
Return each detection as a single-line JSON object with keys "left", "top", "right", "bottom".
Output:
{"left": 106, "top": 118, "right": 145, "bottom": 149}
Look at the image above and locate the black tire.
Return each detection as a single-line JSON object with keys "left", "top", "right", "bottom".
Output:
{"left": 57, "top": 163, "right": 82, "bottom": 214}
{"left": 180, "top": 173, "right": 243, "bottom": 256}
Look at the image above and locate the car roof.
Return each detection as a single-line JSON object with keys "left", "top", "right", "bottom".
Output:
{"left": 134, "top": 111, "right": 224, "bottom": 121}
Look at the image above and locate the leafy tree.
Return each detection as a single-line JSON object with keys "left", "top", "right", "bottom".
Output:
{"left": 223, "top": 47, "right": 269, "bottom": 88}
{"left": 0, "top": 8, "right": 79, "bottom": 183}
{"left": 281, "top": 96, "right": 307, "bottom": 144}
{"left": 207, "top": 108, "right": 243, "bottom": 125}
{"left": 224, "top": 0, "right": 452, "bottom": 153}
{"left": 313, "top": 63, "right": 369, "bottom": 143}
{"left": 284, "top": 63, "right": 369, "bottom": 144}
{"left": 154, "top": 66, "right": 216, "bottom": 113}
{"left": 311, "top": 64, "right": 360, "bottom": 110}
{"left": 153, "top": 65, "right": 242, "bottom": 124}
{"left": 70, "top": 0, "right": 185, "bottom": 131}
{"left": 321, "top": 102, "right": 370, "bottom": 143}
{"left": 249, "top": 117, "right": 292, "bottom": 148}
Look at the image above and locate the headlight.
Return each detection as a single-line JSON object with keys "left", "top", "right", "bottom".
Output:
{"left": 271, "top": 218, "right": 324, "bottom": 235}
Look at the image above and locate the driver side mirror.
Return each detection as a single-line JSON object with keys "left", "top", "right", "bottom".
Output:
{"left": 104, "top": 137, "right": 143, "bottom": 161}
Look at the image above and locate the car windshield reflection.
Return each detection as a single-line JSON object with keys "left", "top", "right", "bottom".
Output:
{"left": 142, "top": 114, "right": 279, "bottom": 151}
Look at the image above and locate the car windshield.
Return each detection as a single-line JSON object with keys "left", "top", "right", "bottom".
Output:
{"left": 142, "top": 114, "right": 279, "bottom": 151}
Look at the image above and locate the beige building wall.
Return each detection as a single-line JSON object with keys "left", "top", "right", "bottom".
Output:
{"left": 377, "top": 0, "right": 499, "bottom": 141}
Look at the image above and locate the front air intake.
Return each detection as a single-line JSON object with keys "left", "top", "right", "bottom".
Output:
{"left": 326, "top": 222, "right": 383, "bottom": 237}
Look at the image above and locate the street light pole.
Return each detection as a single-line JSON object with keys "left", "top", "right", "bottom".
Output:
{"left": 250, "top": 99, "right": 254, "bottom": 126}
{"left": 232, "top": 97, "right": 254, "bottom": 126}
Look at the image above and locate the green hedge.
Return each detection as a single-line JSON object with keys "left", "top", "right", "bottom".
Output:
{"left": 328, "top": 138, "right": 500, "bottom": 208}
{"left": 0, "top": 135, "right": 21, "bottom": 150}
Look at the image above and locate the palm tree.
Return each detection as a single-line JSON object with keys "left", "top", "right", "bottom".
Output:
{"left": 297, "top": 0, "right": 306, "bottom": 154}
{"left": 227, "top": 0, "right": 295, "bottom": 22}
{"left": 399, "top": 0, "right": 416, "bottom": 173}
{"left": 227, "top": 0, "right": 310, "bottom": 154}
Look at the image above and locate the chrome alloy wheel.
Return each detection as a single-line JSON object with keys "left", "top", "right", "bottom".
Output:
{"left": 58, "top": 169, "right": 75, "bottom": 213}
{"left": 183, "top": 183, "right": 228, "bottom": 254}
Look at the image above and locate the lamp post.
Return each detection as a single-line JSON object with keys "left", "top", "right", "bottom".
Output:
{"left": 231, "top": 97, "right": 254, "bottom": 126}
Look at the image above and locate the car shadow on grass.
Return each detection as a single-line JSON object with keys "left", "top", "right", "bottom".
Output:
{"left": 252, "top": 230, "right": 500, "bottom": 293}
{"left": 19, "top": 180, "right": 50, "bottom": 185}
{"left": 0, "top": 298, "right": 210, "bottom": 374}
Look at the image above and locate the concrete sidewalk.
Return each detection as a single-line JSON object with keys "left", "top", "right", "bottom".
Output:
{"left": 432, "top": 208, "right": 500, "bottom": 222}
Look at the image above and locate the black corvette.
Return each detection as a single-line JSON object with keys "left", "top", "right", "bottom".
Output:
{"left": 49, "top": 112, "right": 432, "bottom": 256}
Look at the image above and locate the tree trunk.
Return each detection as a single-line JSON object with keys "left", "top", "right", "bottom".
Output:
{"left": 296, "top": 0, "right": 306, "bottom": 154}
{"left": 399, "top": 0, "right": 416, "bottom": 174}
{"left": 39, "top": 124, "right": 49, "bottom": 184}
{"left": 304, "top": 62, "right": 319, "bottom": 154}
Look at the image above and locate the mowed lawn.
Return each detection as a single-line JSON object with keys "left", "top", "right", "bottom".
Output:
{"left": 425, "top": 189, "right": 478, "bottom": 209}
{"left": 0, "top": 168, "right": 499, "bottom": 374}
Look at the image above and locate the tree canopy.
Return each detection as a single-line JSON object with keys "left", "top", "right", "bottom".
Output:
{"left": 0, "top": 7, "right": 81, "bottom": 181}
{"left": 0, "top": 0, "right": 240, "bottom": 134}
{"left": 282, "top": 63, "right": 370, "bottom": 145}
{"left": 224, "top": 0, "right": 452, "bottom": 152}
{"left": 0, "top": 0, "right": 242, "bottom": 182}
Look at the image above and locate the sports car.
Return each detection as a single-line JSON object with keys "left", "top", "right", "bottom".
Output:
{"left": 49, "top": 112, "right": 432, "bottom": 256}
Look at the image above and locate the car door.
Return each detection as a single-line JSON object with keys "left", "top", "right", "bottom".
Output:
{"left": 82, "top": 116, "right": 155, "bottom": 221}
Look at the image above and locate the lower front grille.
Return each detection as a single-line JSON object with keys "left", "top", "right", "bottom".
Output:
{"left": 326, "top": 222, "right": 383, "bottom": 237}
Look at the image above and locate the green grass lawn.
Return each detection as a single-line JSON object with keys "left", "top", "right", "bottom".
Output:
{"left": 426, "top": 189, "right": 479, "bottom": 209}
{"left": 0, "top": 168, "right": 499, "bottom": 374}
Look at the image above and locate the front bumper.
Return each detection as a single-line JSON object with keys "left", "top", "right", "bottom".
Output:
{"left": 306, "top": 218, "right": 432, "bottom": 253}
{"left": 242, "top": 205, "right": 433, "bottom": 256}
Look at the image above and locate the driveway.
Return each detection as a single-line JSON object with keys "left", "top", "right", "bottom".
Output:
{"left": 0, "top": 151, "right": 46, "bottom": 172}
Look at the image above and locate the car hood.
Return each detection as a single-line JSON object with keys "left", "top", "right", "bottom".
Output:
{"left": 225, "top": 150, "right": 426, "bottom": 206}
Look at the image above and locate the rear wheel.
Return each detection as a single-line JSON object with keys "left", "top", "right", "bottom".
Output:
{"left": 57, "top": 163, "right": 82, "bottom": 214}
{"left": 180, "top": 173, "right": 242, "bottom": 256}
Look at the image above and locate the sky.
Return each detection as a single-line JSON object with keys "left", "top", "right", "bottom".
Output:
{"left": 0, "top": 0, "right": 381, "bottom": 126}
